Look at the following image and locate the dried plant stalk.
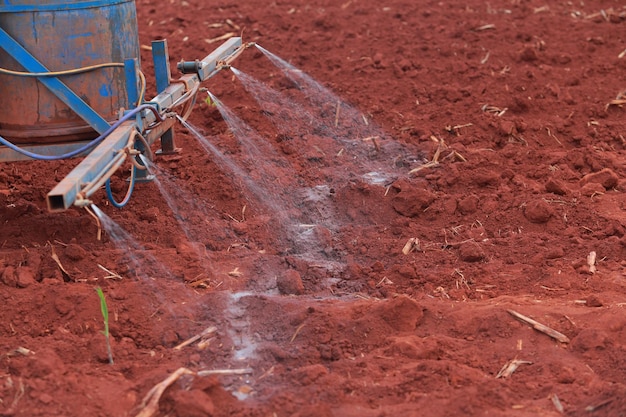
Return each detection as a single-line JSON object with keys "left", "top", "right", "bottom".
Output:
{"left": 507, "top": 310, "right": 570, "bottom": 343}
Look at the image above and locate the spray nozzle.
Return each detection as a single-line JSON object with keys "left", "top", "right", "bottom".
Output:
{"left": 177, "top": 59, "right": 203, "bottom": 74}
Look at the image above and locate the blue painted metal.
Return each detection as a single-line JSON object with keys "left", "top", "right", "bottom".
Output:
{"left": 47, "top": 121, "right": 136, "bottom": 211}
{"left": 0, "top": 0, "right": 140, "bottom": 143}
{"left": 0, "top": 27, "right": 111, "bottom": 135}
{"left": 124, "top": 58, "right": 140, "bottom": 110}
{"left": 151, "top": 39, "right": 178, "bottom": 155}
{"left": 0, "top": 0, "right": 129, "bottom": 12}
{"left": 148, "top": 37, "right": 242, "bottom": 111}
{"left": 152, "top": 40, "right": 171, "bottom": 94}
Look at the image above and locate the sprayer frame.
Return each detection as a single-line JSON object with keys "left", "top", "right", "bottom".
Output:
{"left": 0, "top": 31, "right": 245, "bottom": 211}
{"left": 47, "top": 37, "right": 244, "bottom": 211}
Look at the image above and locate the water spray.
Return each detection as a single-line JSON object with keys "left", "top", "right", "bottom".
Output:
{"left": 138, "top": 153, "right": 152, "bottom": 173}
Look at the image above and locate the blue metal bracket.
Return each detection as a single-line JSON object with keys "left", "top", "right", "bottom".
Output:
{"left": 124, "top": 58, "right": 140, "bottom": 110}
{"left": 152, "top": 40, "right": 171, "bottom": 94}
{"left": 0, "top": 26, "right": 111, "bottom": 135}
{"left": 151, "top": 39, "right": 179, "bottom": 155}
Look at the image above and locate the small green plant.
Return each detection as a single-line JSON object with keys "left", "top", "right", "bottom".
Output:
{"left": 204, "top": 94, "right": 217, "bottom": 108}
{"left": 95, "top": 287, "right": 114, "bottom": 365}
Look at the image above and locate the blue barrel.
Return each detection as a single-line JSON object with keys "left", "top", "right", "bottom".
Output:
{"left": 0, "top": 0, "right": 140, "bottom": 143}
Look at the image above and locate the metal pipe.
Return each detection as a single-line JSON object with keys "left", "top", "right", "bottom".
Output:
{"left": 216, "top": 42, "right": 256, "bottom": 70}
{"left": 197, "top": 37, "right": 242, "bottom": 81}
{"left": 47, "top": 121, "right": 136, "bottom": 212}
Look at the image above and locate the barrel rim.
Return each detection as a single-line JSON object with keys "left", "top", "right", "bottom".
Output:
{"left": 0, "top": 0, "right": 132, "bottom": 12}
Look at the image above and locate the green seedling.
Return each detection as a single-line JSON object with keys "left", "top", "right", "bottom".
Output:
{"left": 95, "top": 287, "right": 114, "bottom": 365}
{"left": 204, "top": 94, "right": 217, "bottom": 108}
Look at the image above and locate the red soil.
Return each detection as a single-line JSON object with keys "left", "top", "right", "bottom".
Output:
{"left": 2, "top": 1, "right": 626, "bottom": 416}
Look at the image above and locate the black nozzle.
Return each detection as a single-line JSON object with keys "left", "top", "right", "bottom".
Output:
{"left": 177, "top": 59, "right": 203, "bottom": 74}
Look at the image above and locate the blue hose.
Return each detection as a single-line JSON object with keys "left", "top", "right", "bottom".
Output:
{"left": 105, "top": 174, "right": 135, "bottom": 208}
{"left": 0, "top": 104, "right": 162, "bottom": 161}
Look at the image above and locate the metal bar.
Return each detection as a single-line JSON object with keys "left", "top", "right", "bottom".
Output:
{"left": 144, "top": 117, "right": 177, "bottom": 145}
{"left": 147, "top": 37, "right": 242, "bottom": 113}
{"left": 124, "top": 58, "right": 139, "bottom": 110}
{"left": 197, "top": 37, "right": 242, "bottom": 81}
{"left": 150, "top": 75, "right": 196, "bottom": 110}
{"left": 0, "top": 141, "right": 92, "bottom": 163}
{"left": 156, "top": 129, "right": 178, "bottom": 155}
{"left": 47, "top": 121, "right": 135, "bottom": 212}
{"left": 151, "top": 40, "right": 177, "bottom": 154}
{"left": 0, "top": 27, "right": 111, "bottom": 135}
{"left": 152, "top": 40, "right": 171, "bottom": 94}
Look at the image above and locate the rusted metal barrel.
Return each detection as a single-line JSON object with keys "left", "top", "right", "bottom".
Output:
{"left": 0, "top": 0, "right": 140, "bottom": 143}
